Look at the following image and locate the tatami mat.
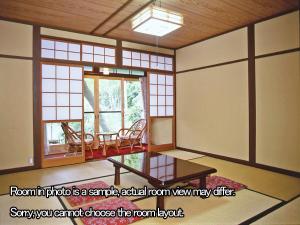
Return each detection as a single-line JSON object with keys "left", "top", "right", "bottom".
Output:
{"left": 253, "top": 196, "right": 300, "bottom": 225}
{"left": 0, "top": 195, "right": 72, "bottom": 225}
{"left": 190, "top": 157, "right": 300, "bottom": 201}
{"left": 160, "top": 149, "right": 205, "bottom": 160}
{"left": 134, "top": 189, "right": 280, "bottom": 225}
{"left": 0, "top": 160, "right": 127, "bottom": 195}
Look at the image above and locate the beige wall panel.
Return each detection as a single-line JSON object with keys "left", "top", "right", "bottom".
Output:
{"left": 151, "top": 118, "right": 172, "bottom": 145}
{"left": 0, "top": 58, "right": 33, "bottom": 170}
{"left": 176, "top": 28, "right": 248, "bottom": 72}
{"left": 122, "top": 41, "right": 174, "bottom": 55}
{"left": 0, "top": 20, "right": 32, "bottom": 57}
{"left": 176, "top": 61, "right": 249, "bottom": 160}
{"left": 256, "top": 52, "right": 300, "bottom": 172}
{"left": 255, "top": 11, "right": 300, "bottom": 56}
{"left": 41, "top": 27, "right": 116, "bottom": 46}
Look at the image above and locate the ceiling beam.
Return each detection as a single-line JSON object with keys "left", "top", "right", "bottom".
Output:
{"left": 103, "top": 0, "right": 154, "bottom": 36}
{"left": 90, "top": 0, "right": 133, "bottom": 34}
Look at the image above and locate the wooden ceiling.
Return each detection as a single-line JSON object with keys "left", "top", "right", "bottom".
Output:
{"left": 0, "top": 0, "right": 299, "bottom": 49}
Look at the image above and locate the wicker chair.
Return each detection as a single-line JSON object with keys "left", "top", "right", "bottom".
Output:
{"left": 117, "top": 119, "right": 147, "bottom": 151}
{"left": 61, "top": 122, "right": 94, "bottom": 156}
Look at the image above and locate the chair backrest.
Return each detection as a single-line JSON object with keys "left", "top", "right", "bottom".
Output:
{"left": 61, "top": 122, "right": 81, "bottom": 144}
{"left": 129, "top": 119, "right": 147, "bottom": 138}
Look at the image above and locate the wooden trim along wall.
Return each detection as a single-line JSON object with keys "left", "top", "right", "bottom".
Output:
{"left": 247, "top": 24, "right": 256, "bottom": 164}
{"left": 176, "top": 11, "right": 300, "bottom": 178}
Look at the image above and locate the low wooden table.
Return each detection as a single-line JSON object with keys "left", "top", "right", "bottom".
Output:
{"left": 107, "top": 152, "right": 217, "bottom": 209}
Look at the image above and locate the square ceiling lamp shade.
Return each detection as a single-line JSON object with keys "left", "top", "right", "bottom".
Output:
{"left": 131, "top": 5, "right": 183, "bottom": 37}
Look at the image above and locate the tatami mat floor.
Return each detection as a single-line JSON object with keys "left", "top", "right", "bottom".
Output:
{"left": 0, "top": 149, "right": 299, "bottom": 225}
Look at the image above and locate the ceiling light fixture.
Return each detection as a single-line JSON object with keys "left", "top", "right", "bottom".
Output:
{"left": 131, "top": 5, "right": 183, "bottom": 37}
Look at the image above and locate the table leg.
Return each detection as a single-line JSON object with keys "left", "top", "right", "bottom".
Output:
{"left": 156, "top": 195, "right": 165, "bottom": 210}
{"left": 199, "top": 175, "right": 207, "bottom": 199}
{"left": 114, "top": 164, "right": 120, "bottom": 185}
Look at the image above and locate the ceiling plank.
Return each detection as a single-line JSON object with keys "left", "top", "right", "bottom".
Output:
{"left": 102, "top": 0, "right": 154, "bottom": 36}
{"left": 90, "top": 0, "right": 133, "bottom": 34}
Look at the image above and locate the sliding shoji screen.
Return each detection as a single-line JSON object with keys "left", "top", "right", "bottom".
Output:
{"left": 149, "top": 73, "right": 174, "bottom": 117}
{"left": 41, "top": 39, "right": 81, "bottom": 61}
{"left": 82, "top": 44, "right": 115, "bottom": 65}
{"left": 122, "top": 49, "right": 173, "bottom": 72}
{"left": 42, "top": 63, "right": 83, "bottom": 121}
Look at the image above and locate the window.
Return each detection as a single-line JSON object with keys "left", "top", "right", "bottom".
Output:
{"left": 82, "top": 44, "right": 115, "bottom": 65}
{"left": 122, "top": 49, "right": 173, "bottom": 72}
{"left": 149, "top": 73, "right": 174, "bottom": 117}
{"left": 41, "top": 39, "right": 81, "bottom": 61}
{"left": 42, "top": 64, "right": 83, "bottom": 121}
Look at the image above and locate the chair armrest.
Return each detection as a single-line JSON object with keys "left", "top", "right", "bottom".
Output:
{"left": 85, "top": 133, "right": 94, "bottom": 141}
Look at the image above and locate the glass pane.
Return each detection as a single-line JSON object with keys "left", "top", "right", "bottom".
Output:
{"left": 42, "top": 93, "right": 56, "bottom": 106}
{"left": 70, "top": 107, "right": 82, "bottom": 119}
{"left": 166, "top": 86, "right": 173, "bottom": 95}
{"left": 166, "top": 95, "right": 173, "bottom": 105}
{"left": 105, "top": 48, "right": 115, "bottom": 56}
{"left": 158, "top": 56, "right": 164, "bottom": 63}
{"left": 166, "top": 106, "right": 173, "bottom": 116}
{"left": 99, "top": 113, "right": 121, "bottom": 133}
{"left": 69, "top": 52, "right": 80, "bottom": 61}
{"left": 56, "top": 93, "right": 69, "bottom": 106}
{"left": 158, "top": 96, "right": 165, "bottom": 105}
{"left": 123, "top": 50, "right": 131, "bottom": 58}
{"left": 57, "top": 79, "right": 69, "bottom": 92}
{"left": 69, "top": 43, "right": 80, "bottom": 52}
{"left": 150, "top": 95, "right": 157, "bottom": 105}
{"left": 149, "top": 73, "right": 157, "bottom": 84}
{"left": 42, "top": 64, "right": 55, "bottom": 78}
{"left": 150, "top": 84, "right": 157, "bottom": 95}
{"left": 141, "top": 53, "right": 149, "bottom": 61}
{"left": 42, "top": 107, "right": 56, "bottom": 121}
{"left": 56, "top": 66, "right": 69, "bottom": 79}
{"left": 105, "top": 56, "right": 115, "bottom": 64}
{"left": 41, "top": 49, "right": 54, "bottom": 58}
{"left": 84, "top": 113, "right": 94, "bottom": 134}
{"left": 165, "top": 57, "right": 173, "bottom": 64}
{"left": 84, "top": 78, "right": 94, "bottom": 112}
{"left": 70, "top": 93, "right": 82, "bottom": 106}
{"left": 43, "top": 122, "right": 83, "bottom": 158}
{"left": 124, "top": 80, "right": 144, "bottom": 128}
{"left": 94, "top": 55, "right": 104, "bottom": 63}
{"left": 55, "top": 51, "right": 68, "bottom": 60}
{"left": 42, "top": 39, "right": 54, "bottom": 49}
{"left": 82, "top": 45, "right": 93, "bottom": 53}
{"left": 123, "top": 58, "right": 131, "bottom": 66}
{"left": 99, "top": 79, "right": 121, "bottom": 111}
{"left": 157, "top": 85, "right": 165, "bottom": 95}
{"left": 150, "top": 62, "right": 158, "bottom": 69}
{"left": 55, "top": 41, "right": 68, "bottom": 51}
{"left": 42, "top": 79, "right": 55, "bottom": 92}
{"left": 141, "top": 61, "right": 149, "bottom": 68}
{"left": 82, "top": 53, "right": 93, "bottom": 62}
{"left": 94, "top": 46, "right": 104, "bottom": 55}
{"left": 150, "top": 106, "right": 157, "bottom": 116}
{"left": 157, "top": 75, "right": 165, "bottom": 84}
{"left": 57, "top": 107, "right": 69, "bottom": 120}
{"left": 151, "top": 55, "right": 157, "bottom": 62}
{"left": 132, "top": 59, "right": 140, "bottom": 67}
{"left": 158, "top": 63, "right": 165, "bottom": 70}
{"left": 70, "top": 80, "right": 82, "bottom": 93}
{"left": 166, "top": 75, "right": 173, "bottom": 85}
{"left": 70, "top": 67, "right": 82, "bottom": 80}
{"left": 132, "top": 52, "right": 140, "bottom": 59}
{"left": 158, "top": 106, "right": 165, "bottom": 116}
{"left": 165, "top": 64, "right": 173, "bottom": 71}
